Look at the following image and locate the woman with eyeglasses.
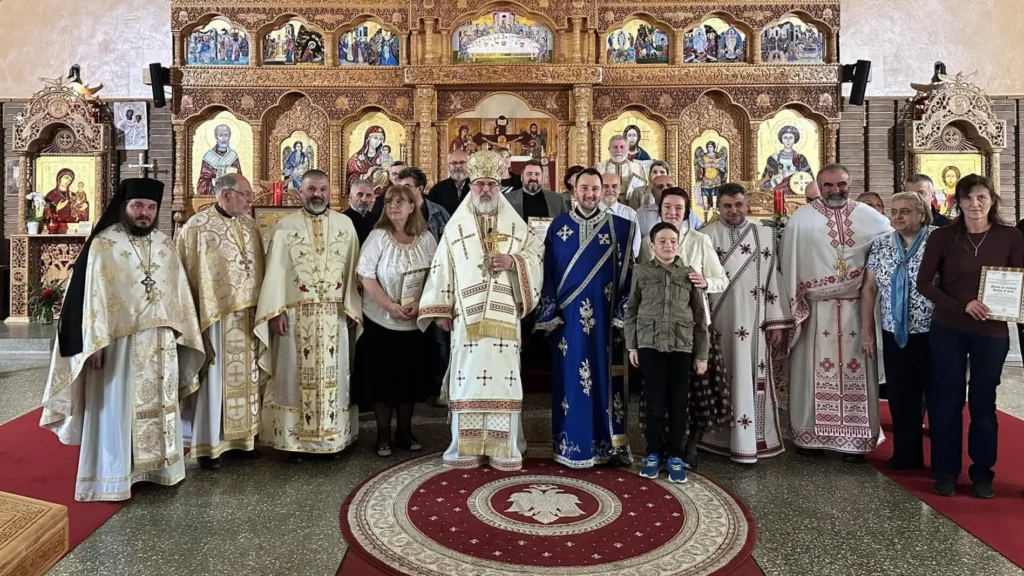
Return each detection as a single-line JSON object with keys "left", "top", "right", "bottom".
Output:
{"left": 353, "top": 185, "right": 438, "bottom": 457}
{"left": 861, "top": 192, "right": 934, "bottom": 471}
{"left": 917, "top": 174, "right": 1023, "bottom": 498}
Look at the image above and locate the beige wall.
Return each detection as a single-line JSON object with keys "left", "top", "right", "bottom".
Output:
{"left": 0, "top": 0, "right": 171, "bottom": 99}
{"left": 840, "top": 0, "right": 1024, "bottom": 96}
{"left": 0, "top": 0, "right": 1021, "bottom": 98}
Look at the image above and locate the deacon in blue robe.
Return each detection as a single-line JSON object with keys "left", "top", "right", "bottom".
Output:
{"left": 537, "top": 201, "right": 635, "bottom": 468}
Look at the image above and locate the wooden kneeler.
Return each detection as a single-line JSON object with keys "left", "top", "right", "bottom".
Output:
{"left": 0, "top": 492, "right": 68, "bottom": 576}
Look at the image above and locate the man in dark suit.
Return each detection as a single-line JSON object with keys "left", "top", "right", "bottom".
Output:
{"left": 426, "top": 150, "right": 470, "bottom": 216}
{"left": 342, "top": 178, "right": 376, "bottom": 245}
{"left": 504, "top": 160, "right": 570, "bottom": 222}
{"left": 905, "top": 173, "right": 951, "bottom": 227}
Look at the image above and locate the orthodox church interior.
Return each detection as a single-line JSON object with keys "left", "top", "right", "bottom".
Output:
{"left": 1, "top": 0, "right": 1024, "bottom": 575}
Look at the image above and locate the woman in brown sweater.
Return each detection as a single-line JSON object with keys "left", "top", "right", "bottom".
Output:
{"left": 916, "top": 174, "right": 1023, "bottom": 499}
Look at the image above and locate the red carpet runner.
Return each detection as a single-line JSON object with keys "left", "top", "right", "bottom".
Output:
{"left": 0, "top": 407, "right": 124, "bottom": 553}
{"left": 868, "top": 403, "right": 1024, "bottom": 569}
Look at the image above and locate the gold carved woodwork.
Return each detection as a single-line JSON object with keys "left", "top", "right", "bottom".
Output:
{"left": 824, "top": 122, "right": 839, "bottom": 165}
{"left": 572, "top": 85, "right": 593, "bottom": 166}
{"left": 436, "top": 90, "right": 571, "bottom": 121}
{"left": 677, "top": 93, "right": 747, "bottom": 192}
{"left": 405, "top": 66, "right": 603, "bottom": 85}
{"left": 556, "top": 123, "right": 569, "bottom": 190}
{"left": 8, "top": 235, "right": 86, "bottom": 323}
{"left": 602, "top": 65, "right": 839, "bottom": 87}
{"left": 415, "top": 86, "right": 437, "bottom": 184}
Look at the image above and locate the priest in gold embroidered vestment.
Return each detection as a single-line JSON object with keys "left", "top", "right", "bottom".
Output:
{"left": 417, "top": 150, "right": 544, "bottom": 471}
{"left": 255, "top": 170, "right": 362, "bottom": 460}
{"left": 176, "top": 174, "right": 264, "bottom": 470}
{"left": 42, "top": 178, "right": 205, "bottom": 502}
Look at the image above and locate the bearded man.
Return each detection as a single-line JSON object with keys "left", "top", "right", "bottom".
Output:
{"left": 418, "top": 150, "right": 544, "bottom": 470}
{"left": 176, "top": 173, "right": 264, "bottom": 470}
{"left": 505, "top": 159, "right": 570, "bottom": 223}
{"left": 538, "top": 168, "right": 636, "bottom": 468}
{"left": 595, "top": 135, "right": 648, "bottom": 198}
{"left": 255, "top": 170, "right": 362, "bottom": 462}
{"left": 42, "top": 178, "right": 205, "bottom": 501}
{"left": 781, "top": 164, "right": 892, "bottom": 461}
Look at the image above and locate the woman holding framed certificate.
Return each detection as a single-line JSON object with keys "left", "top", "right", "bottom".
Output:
{"left": 353, "top": 185, "right": 438, "bottom": 457}
{"left": 861, "top": 192, "right": 935, "bottom": 472}
{"left": 917, "top": 174, "right": 1024, "bottom": 499}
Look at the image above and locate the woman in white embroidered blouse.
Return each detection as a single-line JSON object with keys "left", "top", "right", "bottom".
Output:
{"left": 353, "top": 185, "right": 438, "bottom": 457}
{"left": 639, "top": 187, "right": 732, "bottom": 470}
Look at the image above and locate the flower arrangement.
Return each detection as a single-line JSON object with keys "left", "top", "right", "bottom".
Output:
{"left": 25, "top": 192, "right": 47, "bottom": 223}
{"left": 28, "top": 282, "right": 64, "bottom": 325}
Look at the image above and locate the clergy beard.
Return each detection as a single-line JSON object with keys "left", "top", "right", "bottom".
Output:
{"left": 610, "top": 153, "right": 627, "bottom": 163}
{"left": 121, "top": 209, "right": 155, "bottom": 236}
{"left": 472, "top": 194, "right": 499, "bottom": 214}
{"left": 450, "top": 168, "right": 469, "bottom": 182}
{"left": 304, "top": 197, "right": 328, "bottom": 214}
{"left": 823, "top": 191, "right": 849, "bottom": 208}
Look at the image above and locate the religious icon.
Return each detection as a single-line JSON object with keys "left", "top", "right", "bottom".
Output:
{"left": 187, "top": 18, "right": 251, "bottom": 66}
{"left": 281, "top": 131, "right": 317, "bottom": 191}
{"left": 694, "top": 137, "right": 729, "bottom": 212}
{"left": 450, "top": 124, "right": 478, "bottom": 153}
{"left": 338, "top": 21, "right": 399, "bottom": 66}
{"left": 600, "top": 111, "right": 664, "bottom": 168}
{"left": 34, "top": 157, "right": 96, "bottom": 223}
{"left": 451, "top": 10, "right": 554, "bottom": 64}
{"left": 757, "top": 109, "right": 820, "bottom": 195}
{"left": 606, "top": 19, "right": 669, "bottom": 64}
{"left": 264, "top": 20, "right": 324, "bottom": 65}
{"left": 520, "top": 122, "right": 548, "bottom": 158}
{"left": 191, "top": 111, "right": 254, "bottom": 196}
{"left": 113, "top": 102, "right": 148, "bottom": 151}
{"left": 5, "top": 157, "right": 20, "bottom": 196}
{"left": 917, "top": 153, "right": 983, "bottom": 216}
{"left": 346, "top": 112, "right": 407, "bottom": 195}
{"left": 623, "top": 125, "right": 650, "bottom": 161}
{"left": 761, "top": 16, "right": 824, "bottom": 63}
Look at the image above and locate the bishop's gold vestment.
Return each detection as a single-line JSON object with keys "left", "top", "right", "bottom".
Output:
{"left": 41, "top": 225, "right": 205, "bottom": 502}
{"left": 176, "top": 208, "right": 265, "bottom": 458}
{"left": 254, "top": 209, "right": 362, "bottom": 454}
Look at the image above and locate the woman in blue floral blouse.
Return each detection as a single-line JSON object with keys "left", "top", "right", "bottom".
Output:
{"left": 860, "top": 192, "right": 934, "bottom": 470}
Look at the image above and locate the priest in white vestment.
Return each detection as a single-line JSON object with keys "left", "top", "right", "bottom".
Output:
{"left": 781, "top": 165, "right": 892, "bottom": 460}
{"left": 701, "top": 184, "right": 794, "bottom": 463}
{"left": 418, "top": 150, "right": 544, "bottom": 471}
{"left": 594, "top": 135, "right": 648, "bottom": 198}
{"left": 176, "top": 174, "right": 264, "bottom": 469}
{"left": 255, "top": 170, "right": 362, "bottom": 461}
{"left": 42, "top": 178, "right": 205, "bottom": 502}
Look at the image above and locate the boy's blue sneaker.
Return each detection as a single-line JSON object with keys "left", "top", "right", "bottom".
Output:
{"left": 639, "top": 454, "right": 661, "bottom": 478}
{"left": 667, "top": 457, "right": 688, "bottom": 484}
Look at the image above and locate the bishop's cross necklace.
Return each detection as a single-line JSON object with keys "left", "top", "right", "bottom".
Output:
{"left": 129, "top": 234, "right": 158, "bottom": 301}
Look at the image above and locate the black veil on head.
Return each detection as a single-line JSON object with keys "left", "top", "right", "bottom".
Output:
{"left": 58, "top": 178, "right": 164, "bottom": 357}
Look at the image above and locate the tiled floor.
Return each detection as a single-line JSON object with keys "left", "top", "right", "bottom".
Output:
{"left": 3, "top": 357, "right": 1023, "bottom": 576}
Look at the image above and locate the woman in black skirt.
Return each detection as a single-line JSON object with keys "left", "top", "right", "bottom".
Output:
{"left": 354, "top": 185, "right": 438, "bottom": 456}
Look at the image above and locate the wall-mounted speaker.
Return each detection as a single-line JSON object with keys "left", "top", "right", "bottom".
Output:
{"left": 841, "top": 60, "right": 872, "bottom": 106}
{"left": 149, "top": 63, "right": 171, "bottom": 108}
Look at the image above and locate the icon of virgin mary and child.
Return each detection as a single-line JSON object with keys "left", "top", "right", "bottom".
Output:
{"left": 346, "top": 126, "right": 392, "bottom": 195}
{"left": 45, "top": 168, "right": 90, "bottom": 223}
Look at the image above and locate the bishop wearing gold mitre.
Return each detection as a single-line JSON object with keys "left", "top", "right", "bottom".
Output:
{"left": 176, "top": 174, "right": 264, "bottom": 470}
{"left": 417, "top": 150, "right": 544, "bottom": 471}
{"left": 42, "top": 178, "right": 205, "bottom": 502}
{"left": 254, "top": 170, "right": 362, "bottom": 462}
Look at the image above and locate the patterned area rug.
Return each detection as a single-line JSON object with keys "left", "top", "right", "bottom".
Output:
{"left": 340, "top": 454, "right": 756, "bottom": 576}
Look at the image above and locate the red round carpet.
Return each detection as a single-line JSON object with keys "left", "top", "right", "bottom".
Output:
{"left": 341, "top": 454, "right": 756, "bottom": 576}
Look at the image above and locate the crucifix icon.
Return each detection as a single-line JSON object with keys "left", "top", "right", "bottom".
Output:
{"left": 127, "top": 152, "right": 156, "bottom": 178}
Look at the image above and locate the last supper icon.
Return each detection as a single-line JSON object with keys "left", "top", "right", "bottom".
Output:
{"left": 451, "top": 10, "right": 554, "bottom": 64}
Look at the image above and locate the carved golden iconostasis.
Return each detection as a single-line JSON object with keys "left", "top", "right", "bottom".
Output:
{"left": 904, "top": 72, "right": 1006, "bottom": 217}
{"left": 170, "top": 0, "right": 843, "bottom": 228}
{"left": 8, "top": 79, "right": 111, "bottom": 323}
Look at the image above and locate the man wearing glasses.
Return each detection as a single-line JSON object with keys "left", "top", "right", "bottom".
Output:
{"left": 427, "top": 150, "right": 471, "bottom": 216}
{"left": 175, "top": 173, "right": 265, "bottom": 470}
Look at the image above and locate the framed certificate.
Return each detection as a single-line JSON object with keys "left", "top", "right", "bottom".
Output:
{"left": 978, "top": 266, "right": 1024, "bottom": 322}
{"left": 528, "top": 217, "right": 553, "bottom": 240}
{"left": 399, "top": 268, "right": 429, "bottom": 305}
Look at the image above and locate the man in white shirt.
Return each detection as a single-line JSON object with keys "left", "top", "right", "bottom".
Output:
{"left": 598, "top": 173, "right": 640, "bottom": 259}
{"left": 636, "top": 175, "right": 703, "bottom": 241}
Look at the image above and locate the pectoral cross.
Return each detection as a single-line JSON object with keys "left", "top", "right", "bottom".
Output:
{"left": 141, "top": 274, "right": 157, "bottom": 297}
{"left": 834, "top": 257, "right": 849, "bottom": 281}
{"left": 483, "top": 228, "right": 510, "bottom": 255}
{"left": 239, "top": 253, "right": 254, "bottom": 275}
